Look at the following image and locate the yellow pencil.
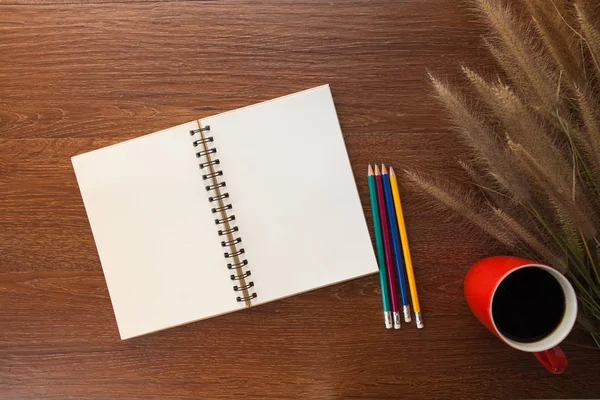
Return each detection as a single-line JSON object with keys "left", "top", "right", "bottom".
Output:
{"left": 389, "top": 166, "right": 423, "bottom": 329}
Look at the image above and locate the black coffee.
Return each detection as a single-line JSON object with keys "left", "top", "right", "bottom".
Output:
{"left": 491, "top": 267, "right": 565, "bottom": 342}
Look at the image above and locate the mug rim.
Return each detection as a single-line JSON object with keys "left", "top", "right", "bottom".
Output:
{"left": 489, "top": 263, "right": 577, "bottom": 353}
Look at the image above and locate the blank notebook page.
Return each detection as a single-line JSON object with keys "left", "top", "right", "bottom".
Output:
{"left": 201, "top": 85, "right": 378, "bottom": 305}
{"left": 72, "top": 122, "right": 243, "bottom": 340}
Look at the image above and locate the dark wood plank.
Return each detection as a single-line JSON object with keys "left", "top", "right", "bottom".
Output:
{"left": 1, "top": 1, "right": 599, "bottom": 399}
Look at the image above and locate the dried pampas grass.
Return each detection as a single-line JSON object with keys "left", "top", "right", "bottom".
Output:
{"left": 416, "top": 0, "right": 600, "bottom": 345}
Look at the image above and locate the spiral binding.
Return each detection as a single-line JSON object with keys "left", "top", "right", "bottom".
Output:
{"left": 190, "top": 125, "right": 257, "bottom": 304}
{"left": 227, "top": 259, "right": 248, "bottom": 269}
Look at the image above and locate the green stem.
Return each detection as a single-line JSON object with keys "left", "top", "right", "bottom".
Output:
{"left": 592, "top": 332, "right": 600, "bottom": 348}
{"left": 525, "top": 205, "right": 589, "bottom": 273}
{"left": 580, "top": 233, "right": 600, "bottom": 286}
{"left": 555, "top": 110, "right": 600, "bottom": 210}
{"left": 570, "top": 277, "right": 600, "bottom": 314}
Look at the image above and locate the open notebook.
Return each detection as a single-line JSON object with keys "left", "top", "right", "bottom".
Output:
{"left": 72, "top": 85, "right": 378, "bottom": 339}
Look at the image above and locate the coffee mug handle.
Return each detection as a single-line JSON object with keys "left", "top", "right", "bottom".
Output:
{"left": 533, "top": 345, "right": 568, "bottom": 374}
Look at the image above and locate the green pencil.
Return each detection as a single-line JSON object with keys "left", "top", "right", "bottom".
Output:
{"left": 368, "top": 163, "right": 392, "bottom": 329}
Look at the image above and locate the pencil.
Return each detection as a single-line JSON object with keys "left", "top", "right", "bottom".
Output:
{"left": 381, "top": 164, "right": 411, "bottom": 323}
{"left": 368, "top": 164, "right": 393, "bottom": 329}
{"left": 389, "top": 166, "right": 423, "bottom": 328}
{"left": 374, "top": 164, "right": 401, "bottom": 329}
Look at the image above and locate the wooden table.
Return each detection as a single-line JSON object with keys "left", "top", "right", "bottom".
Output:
{"left": 2, "top": 1, "right": 599, "bottom": 398}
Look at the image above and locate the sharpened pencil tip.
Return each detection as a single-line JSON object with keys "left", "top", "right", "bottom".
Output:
{"left": 374, "top": 164, "right": 380, "bottom": 176}
{"left": 381, "top": 163, "right": 388, "bottom": 175}
{"left": 368, "top": 163, "right": 373, "bottom": 176}
{"left": 389, "top": 166, "right": 396, "bottom": 177}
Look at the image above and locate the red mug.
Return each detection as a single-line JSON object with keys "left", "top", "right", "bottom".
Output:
{"left": 464, "top": 256, "right": 577, "bottom": 374}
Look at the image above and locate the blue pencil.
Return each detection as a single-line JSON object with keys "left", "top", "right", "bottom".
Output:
{"left": 381, "top": 163, "right": 411, "bottom": 323}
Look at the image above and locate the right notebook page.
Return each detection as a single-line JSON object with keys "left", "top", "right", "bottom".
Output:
{"left": 201, "top": 85, "right": 378, "bottom": 305}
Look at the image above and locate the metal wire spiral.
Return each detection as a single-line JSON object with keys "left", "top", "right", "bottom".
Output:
{"left": 190, "top": 125, "right": 256, "bottom": 303}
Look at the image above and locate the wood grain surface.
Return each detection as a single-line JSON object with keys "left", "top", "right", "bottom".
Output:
{"left": 1, "top": 1, "right": 599, "bottom": 399}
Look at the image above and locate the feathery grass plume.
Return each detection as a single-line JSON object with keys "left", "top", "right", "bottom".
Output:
{"left": 493, "top": 208, "right": 567, "bottom": 272}
{"left": 481, "top": 38, "right": 574, "bottom": 141}
{"left": 574, "top": 3, "right": 600, "bottom": 83}
{"left": 491, "top": 85, "right": 600, "bottom": 229}
{"left": 574, "top": 86, "right": 600, "bottom": 172}
{"left": 483, "top": 37, "right": 528, "bottom": 90}
{"left": 461, "top": 67, "right": 499, "bottom": 112}
{"left": 458, "top": 160, "right": 496, "bottom": 193}
{"left": 404, "top": 169, "right": 515, "bottom": 248}
{"left": 552, "top": 110, "right": 600, "bottom": 211}
{"left": 420, "top": 0, "right": 600, "bottom": 346}
{"left": 489, "top": 81, "right": 569, "bottom": 169}
{"left": 458, "top": 160, "right": 483, "bottom": 185}
{"left": 458, "top": 159, "right": 506, "bottom": 207}
{"left": 507, "top": 137, "right": 596, "bottom": 241}
{"left": 526, "top": 0, "right": 585, "bottom": 89}
{"left": 462, "top": 60, "right": 574, "bottom": 144}
{"left": 475, "top": 0, "right": 558, "bottom": 109}
{"left": 429, "top": 73, "right": 530, "bottom": 200}
{"left": 461, "top": 68, "right": 598, "bottom": 225}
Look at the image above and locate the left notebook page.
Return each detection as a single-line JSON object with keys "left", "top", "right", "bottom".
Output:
{"left": 72, "top": 122, "right": 243, "bottom": 339}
